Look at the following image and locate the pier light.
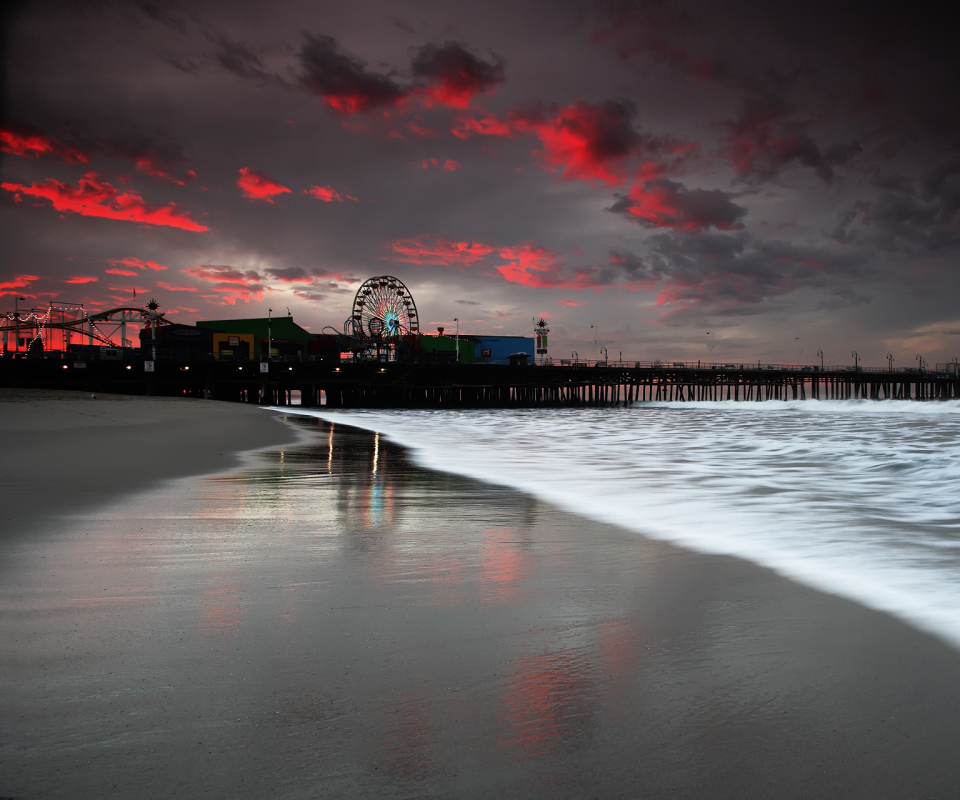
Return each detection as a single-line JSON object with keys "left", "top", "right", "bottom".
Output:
{"left": 126, "top": 365, "right": 131, "bottom": 370}
{"left": 62, "top": 364, "right": 67, "bottom": 369}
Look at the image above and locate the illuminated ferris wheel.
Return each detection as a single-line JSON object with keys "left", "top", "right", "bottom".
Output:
{"left": 347, "top": 276, "right": 419, "bottom": 341}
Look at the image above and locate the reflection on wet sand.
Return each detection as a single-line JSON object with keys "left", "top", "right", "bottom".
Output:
{"left": 6, "top": 415, "right": 960, "bottom": 798}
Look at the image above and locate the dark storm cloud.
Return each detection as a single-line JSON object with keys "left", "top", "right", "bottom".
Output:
{"left": 211, "top": 35, "right": 281, "bottom": 85}
{"left": 265, "top": 266, "right": 311, "bottom": 282}
{"left": 298, "top": 33, "right": 408, "bottom": 114}
{"left": 630, "top": 229, "right": 869, "bottom": 318}
{"left": 724, "top": 96, "right": 861, "bottom": 184}
{"left": 609, "top": 179, "right": 746, "bottom": 231}
{"left": 410, "top": 41, "right": 505, "bottom": 107}
{"left": 134, "top": 0, "right": 188, "bottom": 33}
{"left": 1, "top": 119, "right": 195, "bottom": 183}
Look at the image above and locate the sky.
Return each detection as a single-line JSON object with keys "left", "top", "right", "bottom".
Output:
{"left": 2, "top": 0, "right": 959, "bottom": 366}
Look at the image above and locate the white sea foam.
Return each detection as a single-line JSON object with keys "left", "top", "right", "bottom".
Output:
{"left": 285, "top": 401, "right": 960, "bottom": 649}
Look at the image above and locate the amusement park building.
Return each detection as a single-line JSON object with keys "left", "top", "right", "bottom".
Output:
{"left": 414, "top": 333, "right": 534, "bottom": 364}
{"left": 196, "top": 316, "right": 317, "bottom": 361}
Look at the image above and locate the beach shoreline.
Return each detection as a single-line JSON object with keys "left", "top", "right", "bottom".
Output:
{"left": 0, "top": 389, "right": 301, "bottom": 540}
{"left": 3, "top": 400, "right": 960, "bottom": 798}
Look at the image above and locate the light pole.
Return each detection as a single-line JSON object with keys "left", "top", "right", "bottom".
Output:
{"left": 600, "top": 346, "right": 608, "bottom": 364}
{"left": 817, "top": 349, "right": 824, "bottom": 371}
{"left": 572, "top": 351, "right": 578, "bottom": 364}
{"left": 706, "top": 331, "right": 715, "bottom": 361}
{"left": 916, "top": 354, "right": 925, "bottom": 372}
{"left": 267, "top": 308, "right": 272, "bottom": 361}
{"left": 795, "top": 337, "right": 801, "bottom": 366}
{"left": 454, "top": 317, "right": 459, "bottom": 362}
{"left": 886, "top": 352, "right": 894, "bottom": 372}
{"left": 14, "top": 296, "right": 25, "bottom": 357}
{"left": 590, "top": 325, "right": 597, "bottom": 355}
{"left": 851, "top": 351, "right": 859, "bottom": 370}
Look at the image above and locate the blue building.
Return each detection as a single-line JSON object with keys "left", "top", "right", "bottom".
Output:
{"left": 473, "top": 335, "right": 535, "bottom": 364}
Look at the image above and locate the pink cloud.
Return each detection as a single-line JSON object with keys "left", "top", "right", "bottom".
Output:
{"left": 305, "top": 185, "right": 358, "bottom": 202}
{"left": 386, "top": 234, "right": 495, "bottom": 266}
{"left": 65, "top": 276, "right": 98, "bottom": 284}
{"left": 1, "top": 173, "right": 208, "bottom": 231}
{"left": 182, "top": 264, "right": 265, "bottom": 304}
{"left": 237, "top": 168, "right": 292, "bottom": 203}
{"left": 108, "top": 257, "right": 168, "bottom": 271}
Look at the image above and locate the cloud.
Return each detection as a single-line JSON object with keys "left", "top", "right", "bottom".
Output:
{"left": 386, "top": 234, "right": 495, "bottom": 265}
{"left": 97, "top": 133, "right": 196, "bottom": 184}
{"left": 639, "top": 231, "right": 867, "bottom": 318}
{"left": 108, "top": 257, "right": 168, "bottom": 271}
{"left": 1, "top": 122, "right": 195, "bottom": 184}
{"left": 265, "top": 266, "right": 313, "bottom": 283}
{"left": 559, "top": 299, "right": 587, "bottom": 307}
{"left": 443, "top": 159, "right": 461, "bottom": 171}
{"left": 1, "top": 173, "right": 208, "bottom": 231}
{"left": 451, "top": 112, "right": 515, "bottom": 139}
{"left": 0, "top": 275, "right": 39, "bottom": 297}
{"left": 609, "top": 178, "right": 747, "bottom": 231}
{"left": 65, "top": 276, "right": 98, "bottom": 284}
{"left": 0, "top": 124, "right": 88, "bottom": 163}
{"left": 298, "top": 33, "right": 408, "bottom": 114}
{"left": 106, "top": 268, "right": 139, "bottom": 276}
{"left": 182, "top": 264, "right": 265, "bottom": 304}
{"left": 452, "top": 99, "right": 695, "bottom": 186}
{"left": 211, "top": 34, "right": 283, "bottom": 86}
{"left": 156, "top": 282, "right": 197, "bottom": 292}
{"left": 237, "top": 168, "right": 291, "bottom": 202}
{"left": 410, "top": 41, "right": 505, "bottom": 109}
{"left": 305, "top": 184, "right": 358, "bottom": 202}
{"left": 723, "top": 96, "right": 861, "bottom": 183}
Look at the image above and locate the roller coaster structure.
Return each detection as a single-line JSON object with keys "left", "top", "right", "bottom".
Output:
{"left": 0, "top": 301, "right": 167, "bottom": 356}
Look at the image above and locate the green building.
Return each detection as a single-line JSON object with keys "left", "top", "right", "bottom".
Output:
{"left": 197, "top": 316, "right": 314, "bottom": 360}
{"left": 416, "top": 333, "right": 482, "bottom": 364}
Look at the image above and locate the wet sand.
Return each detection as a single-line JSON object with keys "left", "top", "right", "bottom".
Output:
{"left": 2, "top": 402, "right": 960, "bottom": 798}
{"left": 0, "top": 389, "right": 299, "bottom": 537}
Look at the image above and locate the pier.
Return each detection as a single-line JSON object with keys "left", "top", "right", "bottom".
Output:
{"left": 2, "top": 357, "right": 958, "bottom": 407}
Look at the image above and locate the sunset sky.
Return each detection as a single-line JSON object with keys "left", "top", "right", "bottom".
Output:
{"left": 2, "top": 0, "right": 958, "bottom": 365}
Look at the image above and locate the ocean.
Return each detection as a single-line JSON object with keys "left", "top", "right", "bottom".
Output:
{"left": 293, "top": 400, "right": 960, "bottom": 650}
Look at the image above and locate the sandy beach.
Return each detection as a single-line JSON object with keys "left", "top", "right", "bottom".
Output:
{"left": 2, "top": 395, "right": 960, "bottom": 798}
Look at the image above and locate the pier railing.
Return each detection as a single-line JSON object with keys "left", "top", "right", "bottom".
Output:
{"left": 3, "top": 357, "right": 958, "bottom": 407}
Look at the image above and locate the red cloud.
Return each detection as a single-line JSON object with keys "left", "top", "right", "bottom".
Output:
{"left": 305, "top": 185, "right": 358, "bottom": 202}
{"left": 156, "top": 282, "right": 198, "bottom": 292}
{"left": 237, "top": 168, "right": 291, "bottom": 203}
{"left": 1, "top": 173, "right": 208, "bottom": 231}
{"left": 105, "top": 268, "right": 138, "bottom": 276}
{"left": 411, "top": 42, "right": 505, "bottom": 109}
{"left": 407, "top": 121, "right": 439, "bottom": 138}
{"left": 135, "top": 156, "right": 196, "bottom": 185}
{"left": 451, "top": 112, "right": 515, "bottom": 140}
{"left": 443, "top": 159, "right": 461, "bottom": 171}
{"left": 0, "top": 275, "right": 40, "bottom": 297}
{"left": 108, "top": 257, "right": 168, "bottom": 271}
{"left": 387, "top": 234, "right": 495, "bottom": 266}
{"left": 559, "top": 299, "right": 587, "bottom": 307}
{"left": 496, "top": 244, "right": 575, "bottom": 287}
{"left": 65, "top": 276, "right": 98, "bottom": 284}
{"left": 611, "top": 179, "right": 746, "bottom": 231}
{"left": 182, "top": 264, "right": 265, "bottom": 304}
{"left": 1, "top": 123, "right": 196, "bottom": 183}
{"left": 1, "top": 125, "right": 88, "bottom": 163}
{"left": 454, "top": 101, "right": 697, "bottom": 187}
{"left": 299, "top": 34, "right": 409, "bottom": 115}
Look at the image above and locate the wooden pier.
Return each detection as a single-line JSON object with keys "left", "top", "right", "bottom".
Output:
{"left": 2, "top": 358, "right": 958, "bottom": 407}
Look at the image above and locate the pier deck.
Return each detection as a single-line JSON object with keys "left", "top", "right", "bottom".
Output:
{"left": 2, "top": 358, "right": 958, "bottom": 407}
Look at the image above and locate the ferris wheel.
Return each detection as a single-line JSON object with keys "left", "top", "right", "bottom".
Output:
{"left": 347, "top": 276, "right": 419, "bottom": 340}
